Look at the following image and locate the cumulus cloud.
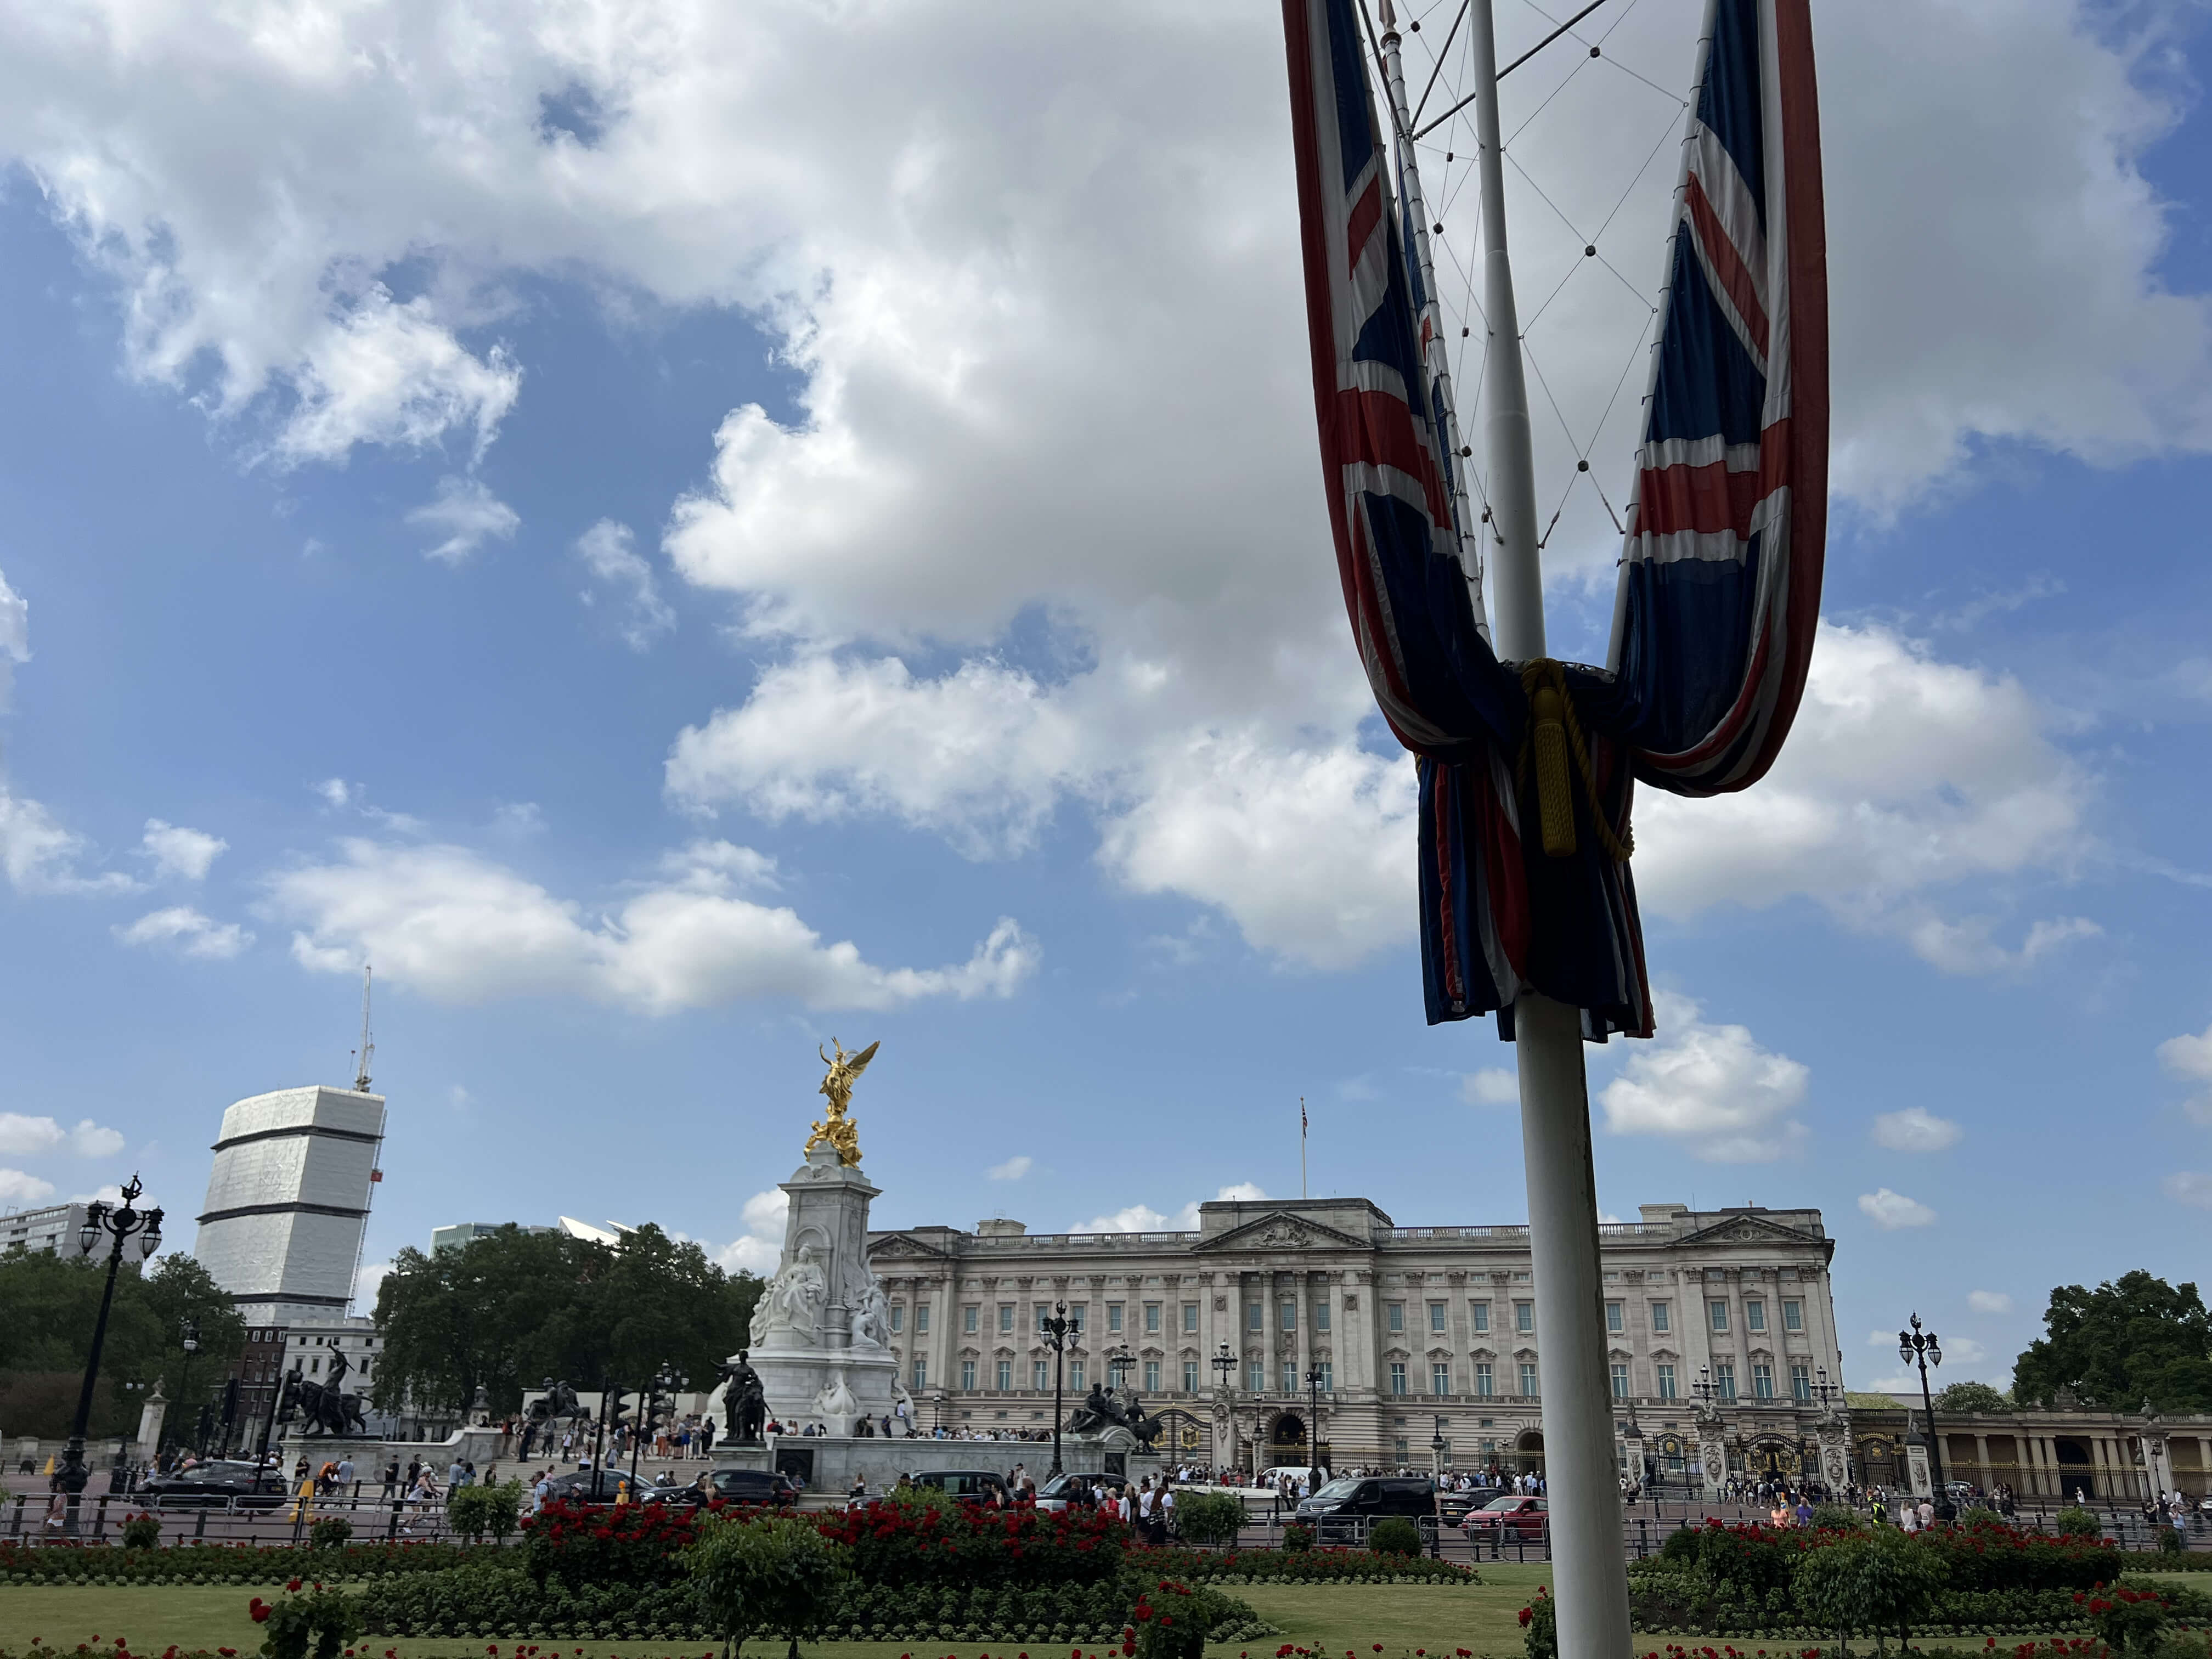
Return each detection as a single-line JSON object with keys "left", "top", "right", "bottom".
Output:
{"left": 713, "top": 1189, "right": 789, "bottom": 1276}
{"left": 407, "top": 477, "right": 520, "bottom": 564}
{"left": 1967, "top": 1290, "right": 2013, "bottom": 1315}
{"left": 114, "top": 906, "right": 253, "bottom": 960}
{"left": 0, "top": 1169, "right": 57, "bottom": 1207}
{"left": 0, "top": 784, "right": 139, "bottom": 896}
{"left": 1858, "top": 1188, "right": 1938, "bottom": 1229}
{"left": 1871, "top": 1108, "right": 1963, "bottom": 1154}
{"left": 314, "top": 779, "right": 357, "bottom": 810}
{"left": 986, "top": 1155, "right": 1032, "bottom": 1182}
{"left": 2165, "top": 1172, "right": 2212, "bottom": 1209}
{"left": 575, "top": 520, "right": 676, "bottom": 650}
{"left": 263, "top": 836, "right": 1036, "bottom": 1012}
{"left": 141, "top": 819, "right": 227, "bottom": 881}
{"left": 0, "top": 565, "right": 26, "bottom": 712}
{"left": 270, "top": 291, "right": 520, "bottom": 466}
{"left": 1463, "top": 1068, "right": 1519, "bottom": 1107}
{"left": 353, "top": 1258, "right": 394, "bottom": 1309}
{"left": 1598, "top": 992, "right": 1809, "bottom": 1162}
{"left": 0, "top": 1114, "right": 126, "bottom": 1157}
{"left": 1075, "top": 1181, "right": 1266, "bottom": 1235}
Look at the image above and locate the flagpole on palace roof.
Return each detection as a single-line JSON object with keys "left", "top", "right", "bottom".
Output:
{"left": 1452, "top": 2, "right": 1633, "bottom": 1652}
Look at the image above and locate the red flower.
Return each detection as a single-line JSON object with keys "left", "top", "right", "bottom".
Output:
{"left": 286, "top": 1578, "right": 303, "bottom": 1592}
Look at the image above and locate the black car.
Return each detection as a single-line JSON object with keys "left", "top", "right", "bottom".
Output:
{"left": 663, "top": 1468, "right": 800, "bottom": 1509}
{"left": 1437, "top": 1485, "right": 1502, "bottom": 1525}
{"left": 910, "top": 1469, "right": 1011, "bottom": 1506}
{"left": 138, "top": 1460, "right": 290, "bottom": 1509}
{"left": 1293, "top": 1475, "right": 1439, "bottom": 1542}
{"left": 538, "top": 1467, "right": 673, "bottom": 1505}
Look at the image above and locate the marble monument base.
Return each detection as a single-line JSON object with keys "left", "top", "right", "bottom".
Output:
{"left": 718, "top": 1430, "right": 1161, "bottom": 1494}
{"left": 748, "top": 1345, "right": 906, "bottom": 1438}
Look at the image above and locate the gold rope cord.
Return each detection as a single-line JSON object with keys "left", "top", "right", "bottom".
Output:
{"left": 1512, "top": 658, "right": 1635, "bottom": 862}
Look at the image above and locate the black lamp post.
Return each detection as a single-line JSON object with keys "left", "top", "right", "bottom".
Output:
{"left": 633, "top": 1360, "right": 684, "bottom": 1489}
{"left": 172, "top": 1317, "right": 201, "bottom": 1458}
{"left": 1041, "top": 1300, "right": 1073, "bottom": 1477}
{"left": 1899, "top": 1313, "right": 1950, "bottom": 1519}
{"left": 1305, "top": 1361, "right": 1328, "bottom": 1476}
{"left": 1429, "top": 1418, "right": 1448, "bottom": 1557}
{"left": 1211, "top": 1341, "right": 1237, "bottom": 1474}
{"left": 58, "top": 1175, "right": 163, "bottom": 1533}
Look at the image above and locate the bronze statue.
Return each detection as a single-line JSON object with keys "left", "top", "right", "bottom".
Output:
{"left": 719, "top": 1352, "right": 768, "bottom": 1446}
{"left": 805, "top": 1039, "right": 879, "bottom": 1166}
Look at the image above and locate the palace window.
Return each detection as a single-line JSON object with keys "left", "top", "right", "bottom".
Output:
{"left": 1515, "top": 1301, "right": 1534, "bottom": 1334}
{"left": 1657, "top": 1363, "right": 1677, "bottom": 1400}
{"left": 997, "top": 1360, "right": 1013, "bottom": 1390}
{"left": 1745, "top": 1299, "right": 1765, "bottom": 1334}
{"left": 1033, "top": 1360, "right": 1050, "bottom": 1390}
{"left": 1429, "top": 1302, "right": 1447, "bottom": 1333}
{"left": 1067, "top": 1305, "right": 1084, "bottom": 1333}
{"left": 1474, "top": 1362, "right": 1494, "bottom": 1397}
{"left": 1389, "top": 1362, "right": 1407, "bottom": 1396}
{"left": 1650, "top": 1301, "right": 1671, "bottom": 1333}
{"left": 1108, "top": 1303, "right": 1124, "bottom": 1334}
{"left": 1183, "top": 1302, "right": 1200, "bottom": 1334}
{"left": 961, "top": 1360, "right": 977, "bottom": 1390}
{"left": 1605, "top": 1301, "right": 1624, "bottom": 1334}
{"left": 1280, "top": 1361, "right": 1297, "bottom": 1393}
{"left": 1248, "top": 1359, "right": 1266, "bottom": 1393}
{"left": 1709, "top": 1300, "right": 1730, "bottom": 1334}
{"left": 889, "top": 1306, "right": 904, "bottom": 1333}
{"left": 1519, "top": 1362, "right": 1539, "bottom": 1397}
{"left": 1387, "top": 1302, "right": 1405, "bottom": 1334}
{"left": 1470, "top": 1302, "right": 1489, "bottom": 1333}
{"left": 1035, "top": 1303, "right": 1050, "bottom": 1331}
{"left": 1070, "top": 1361, "right": 1085, "bottom": 1391}
{"left": 1393, "top": 1437, "right": 1409, "bottom": 1461}
{"left": 1791, "top": 1363, "right": 1812, "bottom": 1402}
{"left": 1145, "top": 1302, "right": 1161, "bottom": 1334}
{"left": 1248, "top": 1304, "right": 1264, "bottom": 1333}
{"left": 1611, "top": 1363, "right": 1629, "bottom": 1400}
{"left": 1280, "top": 1300, "right": 1296, "bottom": 1331}
{"left": 1314, "top": 1302, "right": 1331, "bottom": 1333}
{"left": 1183, "top": 1359, "right": 1199, "bottom": 1392}
{"left": 1318, "top": 1359, "right": 1334, "bottom": 1390}
{"left": 963, "top": 1305, "right": 979, "bottom": 1334}
{"left": 1432, "top": 1362, "right": 1451, "bottom": 1395}
{"left": 1783, "top": 1299, "right": 1804, "bottom": 1332}
{"left": 1753, "top": 1363, "right": 1775, "bottom": 1401}
{"left": 912, "top": 1359, "right": 927, "bottom": 1389}
{"left": 1714, "top": 1362, "right": 1737, "bottom": 1402}
{"left": 1145, "top": 1359, "right": 1161, "bottom": 1391}
{"left": 1000, "top": 1305, "right": 1014, "bottom": 1333}
{"left": 916, "top": 1305, "right": 929, "bottom": 1334}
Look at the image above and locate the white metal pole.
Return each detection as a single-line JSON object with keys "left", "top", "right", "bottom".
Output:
{"left": 1468, "top": 3, "right": 1633, "bottom": 1654}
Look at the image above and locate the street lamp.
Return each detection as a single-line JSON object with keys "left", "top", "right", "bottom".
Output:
{"left": 173, "top": 1318, "right": 201, "bottom": 1459}
{"left": 1106, "top": 1342, "right": 1134, "bottom": 1390}
{"left": 633, "top": 1360, "right": 685, "bottom": 1489}
{"left": 1211, "top": 1341, "right": 1237, "bottom": 1474}
{"left": 1304, "top": 1361, "right": 1328, "bottom": 1477}
{"left": 58, "top": 1176, "right": 162, "bottom": 1533}
{"left": 1899, "top": 1313, "right": 1950, "bottom": 1519}
{"left": 1430, "top": 1418, "right": 1448, "bottom": 1559}
{"left": 1041, "top": 1300, "right": 1073, "bottom": 1477}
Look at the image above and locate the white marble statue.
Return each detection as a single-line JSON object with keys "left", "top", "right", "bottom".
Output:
{"left": 753, "top": 1244, "right": 828, "bottom": 1346}
{"left": 849, "top": 1276, "right": 891, "bottom": 1349}
{"left": 814, "top": 1371, "right": 861, "bottom": 1431}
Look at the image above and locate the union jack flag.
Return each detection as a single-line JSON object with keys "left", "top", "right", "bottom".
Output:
{"left": 1281, "top": 0, "right": 1825, "bottom": 1035}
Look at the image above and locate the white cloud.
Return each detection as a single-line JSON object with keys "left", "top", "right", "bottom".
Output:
{"left": 141, "top": 819, "right": 227, "bottom": 882}
{"left": 1858, "top": 1188, "right": 1938, "bottom": 1230}
{"left": 314, "top": 779, "right": 356, "bottom": 810}
{"left": 986, "top": 1155, "right": 1032, "bottom": 1182}
{"left": 353, "top": 1257, "right": 394, "bottom": 1309}
{"left": 270, "top": 291, "right": 520, "bottom": 466}
{"left": 2164, "top": 1172, "right": 2212, "bottom": 1210}
{"left": 1463, "top": 1068, "right": 1519, "bottom": 1107}
{"left": 1599, "top": 992, "right": 1809, "bottom": 1162}
{"left": 407, "top": 476, "right": 520, "bottom": 564}
{"left": 1943, "top": 1336, "right": 1988, "bottom": 1364}
{"left": 0, "top": 1169, "right": 57, "bottom": 1207}
{"left": 575, "top": 520, "right": 676, "bottom": 650}
{"left": 1967, "top": 1290, "right": 2013, "bottom": 1315}
{"left": 1075, "top": 1182, "right": 1266, "bottom": 1235}
{"left": 712, "top": 1188, "right": 789, "bottom": 1276}
{"left": 1871, "top": 1107, "right": 1963, "bottom": 1154}
{"left": 0, "top": 1114, "right": 125, "bottom": 1158}
{"left": 0, "top": 565, "right": 27, "bottom": 712}
{"left": 263, "top": 836, "right": 1036, "bottom": 1012}
{"left": 115, "top": 906, "right": 253, "bottom": 960}
{"left": 0, "top": 784, "right": 139, "bottom": 896}
{"left": 2158, "top": 1025, "right": 2212, "bottom": 1080}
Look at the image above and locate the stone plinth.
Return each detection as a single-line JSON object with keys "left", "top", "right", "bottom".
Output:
{"left": 716, "top": 1434, "right": 1160, "bottom": 1494}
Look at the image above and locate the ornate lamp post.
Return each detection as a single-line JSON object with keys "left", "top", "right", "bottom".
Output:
{"left": 1212, "top": 1341, "right": 1242, "bottom": 1472}
{"left": 1041, "top": 1300, "right": 1073, "bottom": 1477}
{"left": 1430, "top": 1416, "right": 1448, "bottom": 1558}
{"left": 1304, "top": 1361, "right": 1328, "bottom": 1477}
{"left": 1107, "top": 1342, "right": 1133, "bottom": 1390}
{"left": 173, "top": 1318, "right": 201, "bottom": 1458}
{"left": 1899, "top": 1313, "right": 1950, "bottom": 1517}
{"left": 59, "top": 1176, "right": 163, "bottom": 1533}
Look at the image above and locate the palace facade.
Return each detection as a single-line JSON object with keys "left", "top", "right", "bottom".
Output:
{"left": 867, "top": 1195, "right": 1843, "bottom": 1477}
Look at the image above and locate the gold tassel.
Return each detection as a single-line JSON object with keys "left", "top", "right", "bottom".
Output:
{"left": 1530, "top": 680, "right": 1577, "bottom": 858}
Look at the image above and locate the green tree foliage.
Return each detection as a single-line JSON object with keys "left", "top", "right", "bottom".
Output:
{"left": 446, "top": 1479, "right": 525, "bottom": 1543}
{"left": 686, "top": 1513, "right": 850, "bottom": 1659}
{"left": 370, "top": 1223, "right": 763, "bottom": 1416}
{"left": 0, "top": 1249, "right": 245, "bottom": 1436}
{"left": 1932, "top": 1380, "right": 2013, "bottom": 1414}
{"left": 1169, "top": 1491, "right": 1248, "bottom": 1547}
{"left": 2012, "top": 1271, "right": 2212, "bottom": 1412}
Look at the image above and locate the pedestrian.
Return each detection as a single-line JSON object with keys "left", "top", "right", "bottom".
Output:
{"left": 380, "top": 1460, "right": 399, "bottom": 1502}
{"left": 336, "top": 1454, "right": 356, "bottom": 1492}
{"left": 531, "top": 1469, "right": 552, "bottom": 1515}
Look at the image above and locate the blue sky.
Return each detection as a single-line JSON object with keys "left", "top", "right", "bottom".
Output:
{"left": 0, "top": 0, "right": 2208, "bottom": 1395}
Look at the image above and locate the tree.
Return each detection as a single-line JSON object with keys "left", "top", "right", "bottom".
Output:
{"left": 1931, "top": 1380, "right": 2012, "bottom": 1414}
{"left": 371, "top": 1223, "right": 764, "bottom": 1417}
{"left": 2012, "top": 1272, "right": 2212, "bottom": 1413}
{"left": 686, "top": 1514, "right": 849, "bottom": 1659}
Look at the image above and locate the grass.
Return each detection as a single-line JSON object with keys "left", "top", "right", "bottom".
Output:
{"left": 0, "top": 1576, "right": 1552, "bottom": 1659}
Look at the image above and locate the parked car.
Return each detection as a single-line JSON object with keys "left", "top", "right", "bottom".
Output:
{"left": 138, "top": 1460, "right": 290, "bottom": 1509}
{"left": 539, "top": 1467, "right": 673, "bottom": 1505}
{"left": 1035, "top": 1472, "right": 1099, "bottom": 1514}
{"left": 1437, "top": 1485, "right": 1502, "bottom": 1525}
{"left": 1462, "top": 1494, "right": 1548, "bottom": 1539}
{"left": 1293, "top": 1475, "right": 1438, "bottom": 1543}
{"left": 910, "top": 1469, "right": 1011, "bottom": 1506}
{"left": 664, "top": 1468, "right": 800, "bottom": 1509}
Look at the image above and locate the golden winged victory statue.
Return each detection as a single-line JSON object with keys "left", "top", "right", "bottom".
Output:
{"left": 805, "top": 1038, "right": 879, "bottom": 1166}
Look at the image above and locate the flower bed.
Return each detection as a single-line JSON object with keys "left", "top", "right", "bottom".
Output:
{"left": 0, "top": 1539, "right": 469, "bottom": 1588}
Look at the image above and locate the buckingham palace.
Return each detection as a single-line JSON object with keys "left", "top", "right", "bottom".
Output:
{"left": 867, "top": 1194, "right": 1843, "bottom": 1479}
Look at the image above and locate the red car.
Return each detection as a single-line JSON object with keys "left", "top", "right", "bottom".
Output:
{"left": 1463, "top": 1494, "right": 1548, "bottom": 1538}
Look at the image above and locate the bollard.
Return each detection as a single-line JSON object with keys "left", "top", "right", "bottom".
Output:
{"left": 195, "top": 1505, "right": 210, "bottom": 1539}
{"left": 8, "top": 1492, "right": 24, "bottom": 1538}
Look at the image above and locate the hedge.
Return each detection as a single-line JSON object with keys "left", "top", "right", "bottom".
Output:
{"left": 0, "top": 1538, "right": 470, "bottom": 1588}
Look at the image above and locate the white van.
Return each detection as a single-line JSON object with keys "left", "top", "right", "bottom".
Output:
{"left": 1257, "top": 1465, "right": 1323, "bottom": 1491}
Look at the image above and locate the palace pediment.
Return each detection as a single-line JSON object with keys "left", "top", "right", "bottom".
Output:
{"left": 1193, "top": 1210, "right": 1370, "bottom": 1254}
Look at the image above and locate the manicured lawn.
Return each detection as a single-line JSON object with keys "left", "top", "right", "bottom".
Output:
{"left": 1233, "top": 1568, "right": 1549, "bottom": 1656}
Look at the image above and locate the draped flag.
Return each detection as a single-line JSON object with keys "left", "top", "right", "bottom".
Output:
{"left": 1280, "top": 0, "right": 1825, "bottom": 1037}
